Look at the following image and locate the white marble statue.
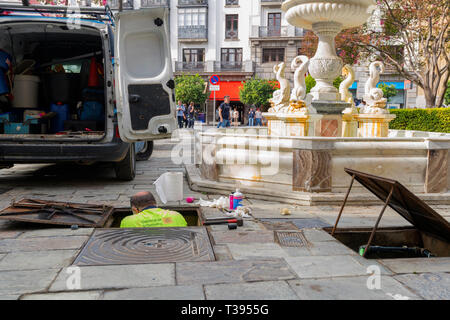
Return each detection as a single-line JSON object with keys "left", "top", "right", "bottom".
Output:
{"left": 269, "top": 62, "right": 291, "bottom": 113}
{"left": 339, "top": 64, "right": 357, "bottom": 114}
{"left": 288, "top": 55, "right": 316, "bottom": 115}
{"left": 361, "top": 61, "right": 388, "bottom": 114}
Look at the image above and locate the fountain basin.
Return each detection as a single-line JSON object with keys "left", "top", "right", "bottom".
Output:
{"left": 189, "top": 128, "right": 450, "bottom": 206}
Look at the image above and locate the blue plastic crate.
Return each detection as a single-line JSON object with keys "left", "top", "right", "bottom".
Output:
{"left": 4, "top": 123, "right": 30, "bottom": 134}
{"left": 0, "top": 113, "right": 11, "bottom": 123}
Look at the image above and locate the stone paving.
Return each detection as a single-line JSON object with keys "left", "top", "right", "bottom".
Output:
{"left": 0, "top": 134, "right": 448, "bottom": 300}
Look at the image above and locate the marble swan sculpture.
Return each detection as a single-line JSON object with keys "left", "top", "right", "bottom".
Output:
{"left": 290, "top": 55, "right": 309, "bottom": 101}
{"left": 271, "top": 62, "right": 291, "bottom": 109}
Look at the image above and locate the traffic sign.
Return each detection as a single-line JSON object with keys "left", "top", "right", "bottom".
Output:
{"left": 210, "top": 75, "right": 220, "bottom": 85}
{"left": 210, "top": 85, "right": 220, "bottom": 91}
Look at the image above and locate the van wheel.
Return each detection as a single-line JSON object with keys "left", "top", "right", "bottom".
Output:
{"left": 115, "top": 144, "right": 136, "bottom": 181}
{"left": 136, "top": 141, "right": 153, "bottom": 161}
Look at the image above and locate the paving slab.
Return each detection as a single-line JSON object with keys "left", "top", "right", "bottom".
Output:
{"left": 379, "top": 258, "right": 450, "bottom": 274}
{"left": 0, "top": 231, "right": 22, "bottom": 239}
{"left": 0, "top": 250, "right": 78, "bottom": 271}
{"left": 288, "top": 276, "right": 421, "bottom": 300}
{"left": 210, "top": 230, "right": 274, "bottom": 245}
{"left": 21, "top": 291, "right": 102, "bottom": 300}
{"left": 0, "top": 269, "right": 60, "bottom": 295}
{"left": 19, "top": 228, "right": 94, "bottom": 238}
{"left": 284, "top": 255, "right": 372, "bottom": 279}
{"left": 177, "top": 259, "right": 297, "bottom": 285}
{"left": 50, "top": 264, "right": 175, "bottom": 292}
{"left": 0, "top": 236, "right": 89, "bottom": 253}
{"left": 308, "top": 241, "right": 357, "bottom": 256}
{"left": 302, "top": 228, "right": 336, "bottom": 242}
{"left": 394, "top": 273, "right": 450, "bottom": 300}
{"left": 102, "top": 285, "right": 205, "bottom": 300}
{"left": 227, "top": 243, "right": 288, "bottom": 260}
{"left": 212, "top": 245, "right": 233, "bottom": 261}
{"left": 204, "top": 281, "right": 299, "bottom": 300}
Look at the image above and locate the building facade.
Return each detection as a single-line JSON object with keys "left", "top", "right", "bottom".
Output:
{"left": 110, "top": 0, "right": 424, "bottom": 117}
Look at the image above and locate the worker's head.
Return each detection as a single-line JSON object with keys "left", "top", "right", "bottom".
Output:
{"left": 224, "top": 96, "right": 230, "bottom": 104}
{"left": 130, "top": 191, "right": 156, "bottom": 214}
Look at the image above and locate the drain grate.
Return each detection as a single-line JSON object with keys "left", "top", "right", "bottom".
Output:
{"left": 275, "top": 231, "right": 309, "bottom": 247}
{"left": 74, "top": 227, "right": 215, "bottom": 266}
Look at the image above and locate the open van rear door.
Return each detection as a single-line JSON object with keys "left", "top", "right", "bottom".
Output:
{"left": 115, "top": 8, "right": 176, "bottom": 142}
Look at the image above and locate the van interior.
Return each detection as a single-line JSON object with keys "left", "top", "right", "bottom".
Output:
{"left": 0, "top": 22, "right": 107, "bottom": 141}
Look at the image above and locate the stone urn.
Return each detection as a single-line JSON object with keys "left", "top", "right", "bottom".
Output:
{"left": 282, "top": 0, "right": 376, "bottom": 101}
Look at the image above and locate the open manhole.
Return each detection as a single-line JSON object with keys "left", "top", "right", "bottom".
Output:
{"left": 74, "top": 227, "right": 215, "bottom": 266}
{"left": 325, "top": 226, "right": 450, "bottom": 259}
{"left": 105, "top": 207, "right": 203, "bottom": 228}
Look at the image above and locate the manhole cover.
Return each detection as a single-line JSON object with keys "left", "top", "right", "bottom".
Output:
{"left": 275, "top": 231, "right": 309, "bottom": 247}
{"left": 74, "top": 227, "right": 215, "bottom": 266}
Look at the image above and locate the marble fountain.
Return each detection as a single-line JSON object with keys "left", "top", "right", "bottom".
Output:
{"left": 187, "top": 0, "right": 450, "bottom": 205}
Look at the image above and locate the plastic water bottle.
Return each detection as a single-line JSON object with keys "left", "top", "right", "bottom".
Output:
{"left": 229, "top": 193, "right": 234, "bottom": 210}
{"left": 232, "top": 189, "right": 243, "bottom": 210}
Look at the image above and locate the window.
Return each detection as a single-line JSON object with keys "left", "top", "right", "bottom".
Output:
{"left": 221, "top": 48, "right": 243, "bottom": 67}
{"left": 182, "top": 48, "right": 205, "bottom": 63}
{"left": 225, "top": 0, "right": 238, "bottom": 5}
{"left": 225, "top": 14, "right": 239, "bottom": 39}
{"left": 178, "top": 8, "right": 207, "bottom": 27}
{"left": 262, "top": 48, "right": 285, "bottom": 63}
{"left": 268, "top": 12, "right": 281, "bottom": 36}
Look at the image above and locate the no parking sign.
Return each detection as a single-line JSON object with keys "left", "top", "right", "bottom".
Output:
{"left": 210, "top": 75, "right": 220, "bottom": 91}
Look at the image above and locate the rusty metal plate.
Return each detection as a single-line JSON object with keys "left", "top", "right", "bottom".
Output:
{"left": 74, "top": 227, "right": 215, "bottom": 266}
{"left": 0, "top": 199, "right": 114, "bottom": 228}
{"left": 345, "top": 168, "right": 450, "bottom": 243}
{"left": 275, "top": 231, "right": 309, "bottom": 247}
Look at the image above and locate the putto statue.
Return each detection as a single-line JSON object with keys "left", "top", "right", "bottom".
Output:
{"left": 361, "top": 61, "right": 388, "bottom": 114}
{"left": 339, "top": 64, "right": 357, "bottom": 114}
{"left": 269, "top": 62, "right": 290, "bottom": 113}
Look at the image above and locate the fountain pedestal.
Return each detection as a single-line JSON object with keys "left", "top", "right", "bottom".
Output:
{"left": 356, "top": 114, "right": 396, "bottom": 138}
{"left": 264, "top": 113, "right": 323, "bottom": 137}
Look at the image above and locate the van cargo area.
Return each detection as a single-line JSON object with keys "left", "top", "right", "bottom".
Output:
{"left": 0, "top": 22, "right": 107, "bottom": 141}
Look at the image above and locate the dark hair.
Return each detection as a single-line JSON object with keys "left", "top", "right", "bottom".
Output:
{"left": 130, "top": 192, "right": 156, "bottom": 210}
{"left": 224, "top": 95, "right": 230, "bottom": 99}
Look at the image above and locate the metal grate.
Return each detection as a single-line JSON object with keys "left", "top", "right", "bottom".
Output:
{"left": 275, "top": 231, "right": 309, "bottom": 247}
{"left": 74, "top": 227, "right": 215, "bottom": 266}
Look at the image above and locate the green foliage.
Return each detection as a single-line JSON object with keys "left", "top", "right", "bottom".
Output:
{"left": 175, "top": 74, "right": 208, "bottom": 107}
{"left": 239, "top": 77, "right": 278, "bottom": 109}
{"left": 378, "top": 83, "right": 398, "bottom": 102}
{"left": 445, "top": 81, "right": 450, "bottom": 106}
{"left": 305, "top": 75, "right": 316, "bottom": 94}
{"left": 389, "top": 108, "right": 450, "bottom": 133}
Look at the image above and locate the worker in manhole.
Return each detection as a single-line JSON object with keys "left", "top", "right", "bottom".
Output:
{"left": 120, "top": 191, "right": 187, "bottom": 228}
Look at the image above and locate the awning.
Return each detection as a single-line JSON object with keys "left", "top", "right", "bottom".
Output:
{"left": 209, "top": 81, "right": 244, "bottom": 101}
{"left": 350, "top": 82, "right": 357, "bottom": 90}
{"left": 378, "top": 82, "right": 404, "bottom": 90}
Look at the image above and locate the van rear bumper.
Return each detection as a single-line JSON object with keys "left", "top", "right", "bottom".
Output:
{"left": 0, "top": 140, "right": 130, "bottom": 163}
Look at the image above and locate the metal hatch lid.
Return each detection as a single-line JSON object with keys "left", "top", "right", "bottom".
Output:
{"left": 344, "top": 168, "right": 450, "bottom": 243}
{"left": 0, "top": 199, "right": 115, "bottom": 228}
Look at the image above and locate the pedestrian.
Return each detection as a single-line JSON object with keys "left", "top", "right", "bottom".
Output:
{"left": 183, "top": 103, "right": 189, "bottom": 128}
{"left": 187, "top": 102, "right": 195, "bottom": 128}
{"left": 176, "top": 100, "right": 185, "bottom": 129}
{"left": 217, "top": 96, "right": 231, "bottom": 128}
{"left": 232, "top": 107, "right": 239, "bottom": 127}
{"left": 255, "top": 108, "right": 262, "bottom": 126}
{"left": 248, "top": 107, "right": 255, "bottom": 127}
{"left": 120, "top": 191, "right": 187, "bottom": 228}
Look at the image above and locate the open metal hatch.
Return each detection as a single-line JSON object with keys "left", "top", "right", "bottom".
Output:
{"left": 332, "top": 168, "right": 450, "bottom": 257}
{"left": 0, "top": 199, "right": 115, "bottom": 228}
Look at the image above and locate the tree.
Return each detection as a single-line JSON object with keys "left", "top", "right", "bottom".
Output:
{"left": 305, "top": 75, "right": 344, "bottom": 94}
{"left": 175, "top": 74, "right": 208, "bottom": 109}
{"left": 239, "top": 77, "right": 278, "bottom": 110}
{"left": 378, "top": 83, "right": 398, "bottom": 103}
{"left": 445, "top": 81, "right": 450, "bottom": 106}
{"left": 300, "top": 0, "right": 449, "bottom": 108}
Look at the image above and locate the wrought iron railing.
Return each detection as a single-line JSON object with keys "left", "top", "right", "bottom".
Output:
{"left": 178, "top": 25, "right": 208, "bottom": 40}
{"left": 175, "top": 61, "right": 206, "bottom": 72}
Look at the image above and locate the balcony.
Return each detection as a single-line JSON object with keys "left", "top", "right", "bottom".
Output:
{"left": 178, "top": 0, "right": 208, "bottom": 6}
{"left": 107, "top": 0, "right": 134, "bottom": 9}
{"left": 251, "top": 25, "right": 305, "bottom": 38}
{"left": 141, "top": 0, "right": 169, "bottom": 7}
{"left": 175, "top": 61, "right": 206, "bottom": 72}
{"left": 214, "top": 61, "right": 243, "bottom": 72}
{"left": 178, "top": 25, "right": 208, "bottom": 41}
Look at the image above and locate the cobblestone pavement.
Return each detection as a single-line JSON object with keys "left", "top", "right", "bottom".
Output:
{"left": 0, "top": 136, "right": 449, "bottom": 300}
